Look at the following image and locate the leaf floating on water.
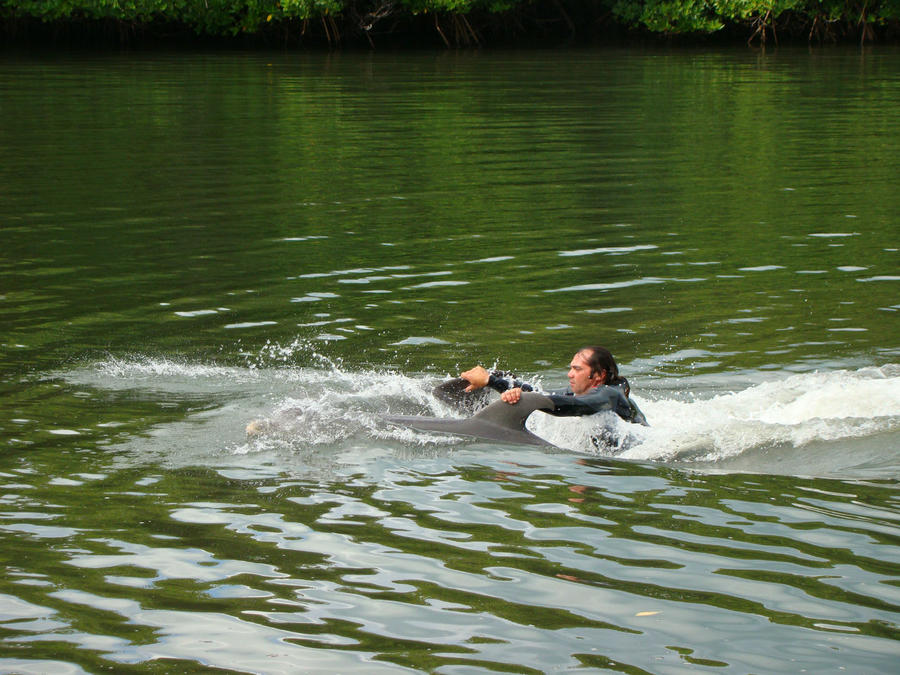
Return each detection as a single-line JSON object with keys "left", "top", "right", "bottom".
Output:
{"left": 636, "top": 611, "right": 660, "bottom": 617}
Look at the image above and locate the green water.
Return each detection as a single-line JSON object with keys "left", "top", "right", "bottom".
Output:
{"left": 1, "top": 48, "right": 899, "bottom": 673}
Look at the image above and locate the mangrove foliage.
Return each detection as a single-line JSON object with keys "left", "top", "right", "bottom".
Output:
{"left": 3, "top": 0, "right": 899, "bottom": 47}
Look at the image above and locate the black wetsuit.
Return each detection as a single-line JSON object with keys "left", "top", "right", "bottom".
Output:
{"left": 486, "top": 371, "right": 649, "bottom": 426}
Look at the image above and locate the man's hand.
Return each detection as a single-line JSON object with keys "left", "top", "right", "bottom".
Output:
{"left": 460, "top": 366, "right": 490, "bottom": 392}
{"left": 500, "top": 387, "right": 522, "bottom": 404}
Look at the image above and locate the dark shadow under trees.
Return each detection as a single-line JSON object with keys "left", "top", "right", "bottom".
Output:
{"left": 2, "top": 0, "right": 898, "bottom": 49}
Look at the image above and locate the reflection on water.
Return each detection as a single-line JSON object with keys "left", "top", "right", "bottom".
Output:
{"left": 1, "top": 48, "right": 899, "bottom": 673}
{"left": 0, "top": 354, "right": 895, "bottom": 671}
{"left": 2, "top": 441, "right": 898, "bottom": 673}
{"left": 2, "top": 50, "right": 899, "bottom": 375}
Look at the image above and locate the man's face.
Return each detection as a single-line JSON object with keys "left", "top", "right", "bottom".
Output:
{"left": 567, "top": 350, "right": 605, "bottom": 395}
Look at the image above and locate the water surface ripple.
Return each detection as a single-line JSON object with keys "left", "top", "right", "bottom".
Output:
{"left": 2, "top": 451, "right": 899, "bottom": 673}
{"left": 1, "top": 48, "right": 899, "bottom": 673}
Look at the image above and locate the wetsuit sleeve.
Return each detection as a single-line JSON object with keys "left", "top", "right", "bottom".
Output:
{"left": 486, "top": 371, "right": 534, "bottom": 394}
{"left": 547, "top": 387, "right": 623, "bottom": 417}
{"left": 547, "top": 384, "right": 646, "bottom": 424}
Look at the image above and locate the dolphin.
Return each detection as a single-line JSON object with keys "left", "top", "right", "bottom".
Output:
{"left": 385, "top": 383, "right": 556, "bottom": 447}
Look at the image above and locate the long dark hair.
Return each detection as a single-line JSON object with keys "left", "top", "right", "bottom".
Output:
{"left": 580, "top": 346, "right": 627, "bottom": 391}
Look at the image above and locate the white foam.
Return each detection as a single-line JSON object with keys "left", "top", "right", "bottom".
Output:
{"left": 53, "top": 350, "right": 900, "bottom": 473}
{"left": 618, "top": 366, "right": 900, "bottom": 463}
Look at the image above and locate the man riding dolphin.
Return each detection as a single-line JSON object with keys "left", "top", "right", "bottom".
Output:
{"left": 460, "top": 345, "right": 647, "bottom": 426}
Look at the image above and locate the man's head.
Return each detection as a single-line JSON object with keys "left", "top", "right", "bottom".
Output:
{"left": 567, "top": 346, "right": 619, "bottom": 394}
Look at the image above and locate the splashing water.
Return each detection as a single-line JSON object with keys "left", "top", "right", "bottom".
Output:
{"left": 619, "top": 365, "right": 900, "bottom": 466}
{"left": 56, "top": 346, "right": 900, "bottom": 477}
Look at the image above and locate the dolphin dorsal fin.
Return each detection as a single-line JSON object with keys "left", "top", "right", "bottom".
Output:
{"left": 471, "top": 392, "right": 554, "bottom": 430}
